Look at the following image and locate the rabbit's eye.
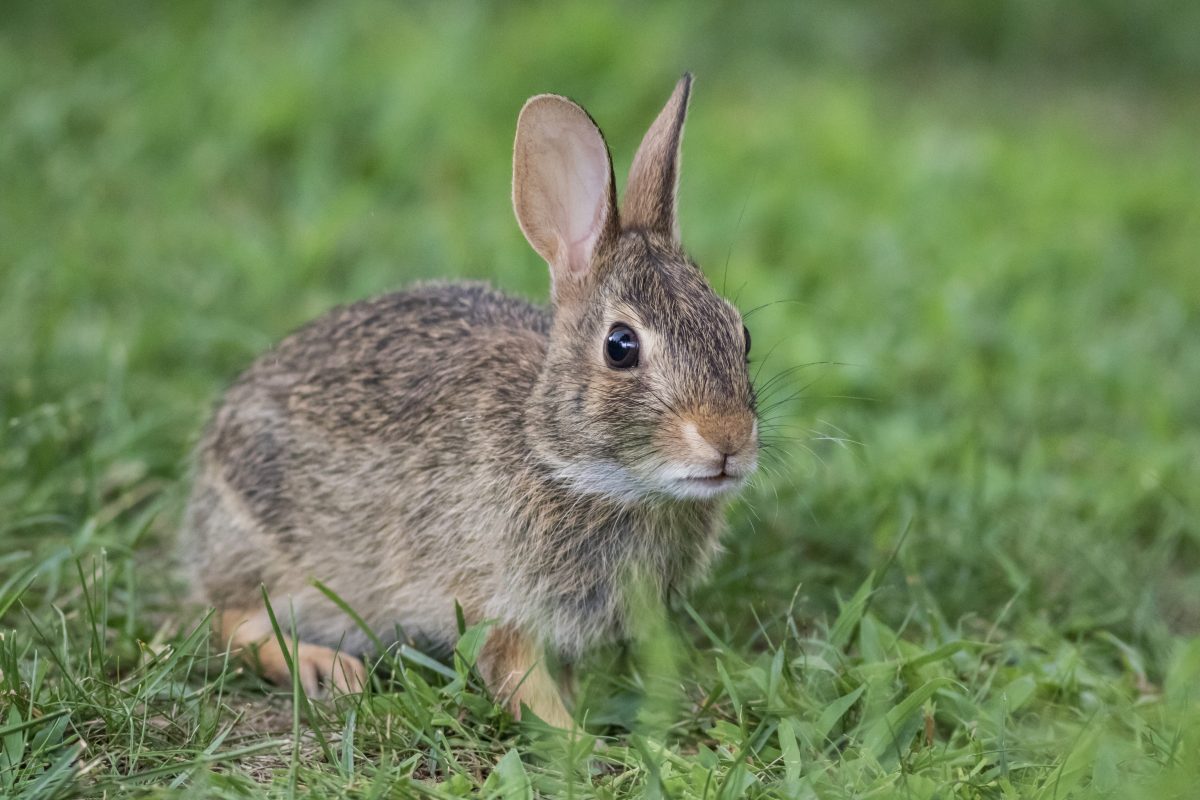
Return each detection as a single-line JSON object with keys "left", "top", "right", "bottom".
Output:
{"left": 743, "top": 325, "right": 752, "bottom": 357}
{"left": 605, "top": 324, "right": 640, "bottom": 369}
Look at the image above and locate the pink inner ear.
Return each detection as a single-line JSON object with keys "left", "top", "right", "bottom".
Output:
{"left": 549, "top": 123, "right": 609, "bottom": 275}
{"left": 513, "top": 95, "right": 614, "bottom": 285}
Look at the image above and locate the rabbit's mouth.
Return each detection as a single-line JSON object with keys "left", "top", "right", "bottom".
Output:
{"left": 549, "top": 456, "right": 753, "bottom": 503}
{"left": 666, "top": 469, "right": 748, "bottom": 500}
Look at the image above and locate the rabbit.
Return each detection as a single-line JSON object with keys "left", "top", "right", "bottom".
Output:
{"left": 182, "top": 73, "right": 758, "bottom": 729}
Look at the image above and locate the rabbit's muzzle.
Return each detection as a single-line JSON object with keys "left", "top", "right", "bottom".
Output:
{"left": 650, "top": 407, "right": 758, "bottom": 500}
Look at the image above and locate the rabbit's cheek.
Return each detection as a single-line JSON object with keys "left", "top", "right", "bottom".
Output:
{"left": 551, "top": 459, "right": 647, "bottom": 502}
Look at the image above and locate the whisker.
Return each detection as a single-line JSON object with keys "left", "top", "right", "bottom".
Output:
{"left": 742, "top": 297, "right": 810, "bottom": 320}
{"left": 721, "top": 168, "right": 757, "bottom": 296}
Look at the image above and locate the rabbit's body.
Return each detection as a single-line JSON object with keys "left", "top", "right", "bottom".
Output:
{"left": 187, "top": 281, "right": 722, "bottom": 659}
{"left": 185, "top": 75, "right": 758, "bottom": 726}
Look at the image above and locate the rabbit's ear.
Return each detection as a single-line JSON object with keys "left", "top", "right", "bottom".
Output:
{"left": 513, "top": 94, "right": 618, "bottom": 301}
{"left": 622, "top": 73, "right": 692, "bottom": 240}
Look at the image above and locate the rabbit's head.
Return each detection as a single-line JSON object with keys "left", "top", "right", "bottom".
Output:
{"left": 514, "top": 74, "right": 757, "bottom": 503}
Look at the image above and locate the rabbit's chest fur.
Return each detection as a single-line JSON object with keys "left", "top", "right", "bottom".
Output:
{"left": 497, "top": 488, "right": 723, "bottom": 655}
{"left": 187, "top": 282, "right": 724, "bottom": 658}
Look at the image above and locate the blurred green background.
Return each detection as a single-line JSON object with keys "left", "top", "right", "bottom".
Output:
{"left": 2, "top": 1, "right": 1199, "bottom": 796}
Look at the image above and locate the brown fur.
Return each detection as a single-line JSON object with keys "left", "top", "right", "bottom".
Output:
{"left": 622, "top": 73, "right": 692, "bottom": 238}
{"left": 182, "top": 74, "right": 758, "bottom": 725}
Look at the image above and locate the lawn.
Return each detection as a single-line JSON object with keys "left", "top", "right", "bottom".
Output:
{"left": 2, "top": 1, "right": 1199, "bottom": 797}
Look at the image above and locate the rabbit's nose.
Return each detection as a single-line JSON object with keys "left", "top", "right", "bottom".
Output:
{"left": 690, "top": 409, "right": 757, "bottom": 459}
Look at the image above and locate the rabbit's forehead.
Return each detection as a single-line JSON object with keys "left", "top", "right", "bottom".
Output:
{"left": 603, "top": 257, "right": 743, "bottom": 339}
{"left": 606, "top": 236, "right": 739, "bottom": 324}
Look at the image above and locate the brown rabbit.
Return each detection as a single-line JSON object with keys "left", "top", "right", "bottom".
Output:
{"left": 183, "top": 74, "right": 757, "bottom": 728}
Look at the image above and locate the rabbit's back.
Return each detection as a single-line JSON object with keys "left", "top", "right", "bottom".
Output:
{"left": 184, "top": 282, "right": 551, "bottom": 650}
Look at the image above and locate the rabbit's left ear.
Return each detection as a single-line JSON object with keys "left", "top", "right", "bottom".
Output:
{"left": 622, "top": 73, "right": 692, "bottom": 240}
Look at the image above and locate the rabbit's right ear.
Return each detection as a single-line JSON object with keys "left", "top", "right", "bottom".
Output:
{"left": 513, "top": 95, "right": 618, "bottom": 303}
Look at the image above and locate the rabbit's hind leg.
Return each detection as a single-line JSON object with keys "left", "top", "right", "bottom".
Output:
{"left": 216, "top": 608, "right": 367, "bottom": 696}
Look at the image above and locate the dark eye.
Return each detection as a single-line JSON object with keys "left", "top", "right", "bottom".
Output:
{"left": 743, "top": 325, "right": 752, "bottom": 357}
{"left": 605, "top": 324, "right": 640, "bottom": 369}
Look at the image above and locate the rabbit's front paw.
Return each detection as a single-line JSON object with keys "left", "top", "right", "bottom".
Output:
{"left": 477, "top": 624, "right": 574, "bottom": 729}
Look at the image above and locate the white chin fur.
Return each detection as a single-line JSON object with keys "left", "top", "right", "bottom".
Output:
{"left": 650, "top": 461, "right": 754, "bottom": 501}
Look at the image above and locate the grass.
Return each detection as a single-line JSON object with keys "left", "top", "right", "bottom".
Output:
{"left": 2, "top": 1, "right": 1200, "bottom": 796}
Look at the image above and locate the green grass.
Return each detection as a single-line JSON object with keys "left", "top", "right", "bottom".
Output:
{"left": 3, "top": 1, "right": 1200, "bottom": 797}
